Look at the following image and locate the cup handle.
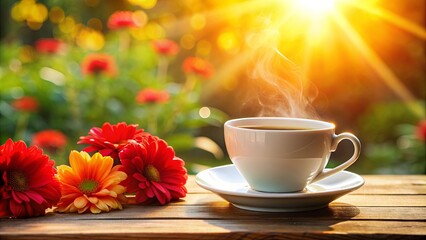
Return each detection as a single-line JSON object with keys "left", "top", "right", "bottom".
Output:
{"left": 311, "top": 132, "right": 361, "bottom": 183}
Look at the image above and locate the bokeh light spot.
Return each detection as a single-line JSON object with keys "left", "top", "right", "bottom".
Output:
{"left": 59, "top": 16, "right": 76, "bottom": 34}
{"left": 196, "top": 40, "right": 211, "bottom": 56}
{"left": 180, "top": 34, "right": 195, "bottom": 50}
{"left": 49, "top": 7, "right": 65, "bottom": 23}
{"left": 87, "top": 18, "right": 103, "bottom": 31}
{"left": 199, "top": 107, "right": 211, "bottom": 118}
{"left": 27, "top": 3, "right": 48, "bottom": 23}
{"left": 76, "top": 27, "right": 105, "bottom": 51}
{"left": 133, "top": 10, "right": 148, "bottom": 28}
{"left": 190, "top": 14, "right": 206, "bottom": 30}
{"left": 217, "top": 30, "right": 239, "bottom": 53}
{"left": 128, "top": 0, "right": 157, "bottom": 9}
{"left": 144, "top": 23, "right": 166, "bottom": 39}
{"left": 11, "top": 0, "right": 48, "bottom": 30}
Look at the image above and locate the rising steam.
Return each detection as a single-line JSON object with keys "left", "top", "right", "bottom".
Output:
{"left": 242, "top": 29, "right": 318, "bottom": 119}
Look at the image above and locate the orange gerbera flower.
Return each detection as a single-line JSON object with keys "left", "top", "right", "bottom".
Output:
{"left": 56, "top": 151, "right": 127, "bottom": 214}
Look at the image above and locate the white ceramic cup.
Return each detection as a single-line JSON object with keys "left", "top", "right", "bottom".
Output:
{"left": 224, "top": 117, "right": 361, "bottom": 193}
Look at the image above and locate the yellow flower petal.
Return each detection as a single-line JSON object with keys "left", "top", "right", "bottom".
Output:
{"left": 57, "top": 150, "right": 128, "bottom": 214}
{"left": 91, "top": 153, "right": 113, "bottom": 181}
{"left": 56, "top": 203, "right": 71, "bottom": 213}
{"left": 69, "top": 151, "right": 91, "bottom": 179}
{"left": 57, "top": 165, "right": 80, "bottom": 185}
{"left": 78, "top": 205, "right": 89, "bottom": 214}
{"left": 94, "top": 189, "right": 111, "bottom": 196}
{"left": 110, "top": 185, "right": 126, "bottom": 195}
{"left": 74, "top": 196, "right": 88, "bottom": 209}
{"left": 95, "top": 199, "right": 109, "bottom": 212}
{"left": 90, "top": 205, "right": 102, "bottom": 214}
{"left": 88, "top": 196, "right": 99, "bottom": 204}
{"left": 103, "top": 171, "right": 127, "bottom": 188}
{"left": 101, "top": 198, "right": 119, "bottom": 209}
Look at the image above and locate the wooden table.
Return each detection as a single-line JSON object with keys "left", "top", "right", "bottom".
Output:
{"left": 1, "top": 175, "right": 425, "bottom": 239}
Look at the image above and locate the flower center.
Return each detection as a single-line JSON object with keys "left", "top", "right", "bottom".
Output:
{"left": 79, "top": 179, "right": 99, "bottom": 194}
{"left": 89, "top": 60, "right": 109, "bottom": 74}
{"left": 144, "top": 165, "right": 160, "bottom": 182}
{"left": 8, "top": 171, "right": 28, "bottom": 191}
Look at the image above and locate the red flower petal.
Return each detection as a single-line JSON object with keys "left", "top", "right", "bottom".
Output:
{"left": 136, "top": 88, "right": 170, "bottom": 104}
{"left": 0, "top": 139, "right": 61, "bottom": 218}
{"left": 24, "top": 190, "right": 45, "bottom": 205}
{"left": 81, "top": 53, "right": 117, "bottom": 77}
{"left": 182, "top": 57, "right": 214, "bottom": 79}
{"left": 32, "top": 130, "right": 67, "bottom": 152}
{"left": 35, "top": 38, "right": 65, "bottom": 54}
{"left": 152, "top": 39, "right": 179, "bottom": 56}
{"left": 78, "top": 122, "right": 150, "bottom": 165}
{"left": 107, "top": 11, "right": 141, "bottom": 30}
{"left": 119, "top": 136, "right": 187, "bottom": 205}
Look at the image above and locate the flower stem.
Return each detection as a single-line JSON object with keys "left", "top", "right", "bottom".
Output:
{"left": 93, "top": 75, "right": 105, "bottom": 120}
{"left": 183, "top": 75, "right": 197, "bottom": 93}
{"left": 66, "top": 77, "right": 82, "bottom": 131}
{"left": 162, "top": 75, "right": 198, "bottom": 135}
{"left": 157, "top": 56, "right": 169, "bottom": 83}
{"left": 14, "top": 112, "right": 29, "bottom": 140}
{"left": 146, "top": 104, "right": 158, "bottom": 135}
{"left": 119, "top": 31, "right": 131, "bottom": 54}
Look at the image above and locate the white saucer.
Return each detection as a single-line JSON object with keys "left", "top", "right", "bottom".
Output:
{"left": 195, "top": 164, "right": 364, "bottom": 212}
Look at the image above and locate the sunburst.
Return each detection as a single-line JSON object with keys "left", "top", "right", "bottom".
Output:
{"left": 199, "top": 0, "right": 424, "bottom": 118}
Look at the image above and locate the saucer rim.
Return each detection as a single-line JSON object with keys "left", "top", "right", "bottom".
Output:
{"left": 195, "top": 164, "right": 365, "bottom": 199}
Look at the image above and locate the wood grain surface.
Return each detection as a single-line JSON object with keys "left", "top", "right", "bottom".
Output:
{"left": 1, "top": 175, "right": 425, "bottom": 240}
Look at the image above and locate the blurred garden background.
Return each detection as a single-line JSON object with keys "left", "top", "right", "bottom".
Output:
{"left": 0, "top": 0, "right": 425, "bottom": 174}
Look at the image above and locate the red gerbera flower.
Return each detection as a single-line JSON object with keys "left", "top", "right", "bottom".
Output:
{"left": 81, "top": 53, "right": 117, "bottom": 77}
{"left": 152, "top": 39, "right": 179, "bottom": 56}
{"left": 78, "top": 122, "right": 150, "bottom": 165}
{"left": 0, "top": 139, "right": 61, "bottom": 218}
{"left": 119, "top": 137, "right": 187, "bottom": 205}
{"left": 34, "top": 38, "right": 65, "bottom": 54}
{"left": 11, "top": 96, "right": 39, "bottom": 112}
{"left": 107, "top": 11, "right": 141, "bottom": 30}
{"left": 32, "top": 130, "right": 67, "bottom": 153}
{"left": 415, "top": 120, "right": 426, "bottom": 141}
{"left": 136, "top": 88, "right": 170, "bottom": 104}
{"left": 182, "top": 57, "right": 214, "bottom": 79}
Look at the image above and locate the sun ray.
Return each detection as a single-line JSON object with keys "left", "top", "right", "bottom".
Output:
{"left": 161, "top": 0, "right": 269, "bottom": 37}
{"left": 204, "top": 2, "right": 302, "bottom": 98}
{"left": 331, "top": 10, "right": 425, "bottom": 118}
{"left": 342, "top": 0, "right": 426, "bottom": 39}
{"left": 300, "top": 12, "right": 327, "bottom": 90}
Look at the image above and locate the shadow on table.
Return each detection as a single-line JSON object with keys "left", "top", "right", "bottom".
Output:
{"left": 200, "top": 201, "right": 360, "bottom": 234}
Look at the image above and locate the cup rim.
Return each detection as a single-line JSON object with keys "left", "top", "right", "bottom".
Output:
{"left": 224, "top": 117, "right": 335, "bottom": 132}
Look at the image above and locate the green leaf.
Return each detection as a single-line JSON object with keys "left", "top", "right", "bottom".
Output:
{"left": 164, "top": 134, "right": 195, "bottom": 152}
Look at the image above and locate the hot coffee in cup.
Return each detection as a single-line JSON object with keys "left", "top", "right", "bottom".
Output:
{"left": 224, "top": 117, "right": 361, "bottom": 193}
